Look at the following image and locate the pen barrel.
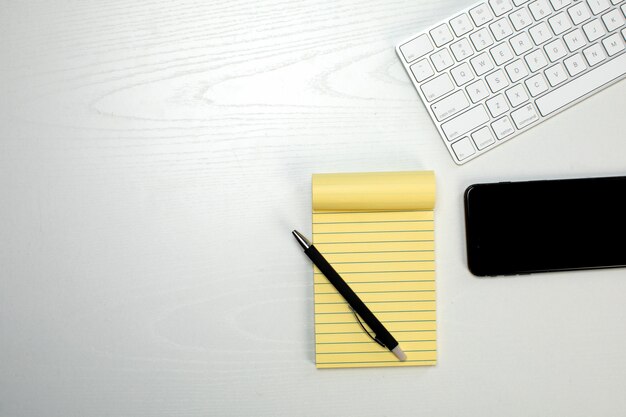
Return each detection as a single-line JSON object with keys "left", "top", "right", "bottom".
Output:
{"left": 306, "top": 245, "right": 398, "bottom": 350}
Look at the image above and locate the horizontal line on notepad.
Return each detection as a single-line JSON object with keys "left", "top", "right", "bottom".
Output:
{"left": 316, "top": 349, "right": 437, "bottom": 355}
{"left": 315, "top": 329, "right": 435, "bottom": 335}
{"left": 316, "top": 339, "right": 436, "bottom": 345}
{"left": 319, "top": 320, "right": 435, "bottom": 325}
{"left": 321, "top": 250, "right": 435, "bottom": 254}
{"left": 315, "top": 309, "right": 435, "bottom": 315}
{"left": 316, "top": 290, "right": 435, "bottom": 295}
{"left": 322, "top": 260, "right": 433, "bottom": 265}
{"left": 315, "top": 280, "right": 435, "bottom": 285}
{"left": 314, "top": 210, "right": 431, "bottom": 215}
{"left": 317, "top": 299, "right": 436, "bottom": 305}
{"left": 316, "top": 240, "right": 434, "bottom": 244}
{"left": 316, "top": 360, "right": 436, "bottom": 365}
{"left": 313, "top": 220, "right": 434, "bottom": 225}
{"left": 315, "top": 270, "right": 435, "bottom": 275}
{"left": 314, "top": 230, "right": 434, "bottom": 235}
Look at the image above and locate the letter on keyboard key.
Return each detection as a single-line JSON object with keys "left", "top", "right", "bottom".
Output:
{"left": 430, "top": 24, "right": 454, "bottom": 47}
{"left": 511, "top": 103, "right": 539, "bottom": 128}
{"left": 491, "top": 116, "right": 515, "bottom": 139}
{"left": 470, "top": 3, "right": 494, "bottom": 26}
{"left": 441, "top": 105, "right": 490, "bottom": 141}
{"left": 536, "top": 53, "right": 626, "bottom": 116}
{"left": 431, "top": 90, "right": 470, "bottom": 121}
{"left": 450, "top": 13, "right": 473, "bottom": 37}
{"left": 421, "top": 73, "right": 454, "bottom": 102}
{"left": 602, "top": 33, "right": 625, "bottom": 56}
{"left": 602, "top": 10, "right": 624, "bottom": 33}
{"left": 451, "top": 137, "right": 476, "bottom": 161}
{"left": 399, "top": 35, "right": 434, "bottom": 62}
{"left": 587, "top": 0, "right": 610, "bottom": 15}
{"left": 489, "top": 0, "right": 513, "bottom": 17}
{"left": 410, "top": 59, "right": 435, "bottom": 82}
{"left": 471, "top": 126, "right": 496, "bottom": 149}
{"left": 568, "top": 3, "right": 591, "bottom": 25}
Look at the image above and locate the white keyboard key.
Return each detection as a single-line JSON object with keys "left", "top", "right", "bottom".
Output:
{"left": 490, "top": 18, "right": 514, "bottom": 41}
{"left": 491, "top": 115, "right": 515, "bottom": 139}
{"left": 466, "top": 79, "right": 491, "bottom": 102}
{"left": 611, "top": 0, "right": 620, "bottom": 4}
{"left": 430, "top": 24, "right": 454, "bottom": 47}
{"left": 486, "top": 69, "right": 510, "bottom": 91}
{"left": 450, "top": 38, "right": 475, "bottom": 61}
{"left": 410, "top": 59, "right": 435, "bottom": 82}
{"left": 471, "top": 126, "right": 497, "bottom": 149}
{"left": 400, "top": 34, "right": 434, "bottom": 62}
{"left": 421, "top": 73, "right": 455, "bottom": 102}
{"left": 510, "top": 8, "right": 533, "bottom": 31}
{"left": 525, "top": 49, "right": 549, "bottom": 72}
{"left": 602, "top": 33, "right": 625, "bottom": 55}
{"left": 525, "top": 73, "right": 550, "bottom": 95}
{"left": 583, "top": 19, "right": 607, "bottom": 41}
{"left": 490, "top": 42, "right": 515, "bottom": 65}
{"left": 529, "top": 22, "right": 553, "bottom": 45}
{"left": 511, "top": 103, "right": 540, "bottom": 128}
{"left": 451, "top": 137, "right": 476, "bottom": 160}
{"left": 431, "top": 90, "right": 471, "bottom": 121}
{"left": 564, "top": 28, "right": 587, "bottom": 51}
{"left": 545, "top": 62, "right": 568, "bottom": 86}
{"left": 489, "top": 0, "right": 513, "bottom": 16}
{"left": 506, "top": 83, "right": 530, "bottom": 106}
{"left": 529, "top": 0, "right": 553, "bottom": 20}
{"left": 470, "top": 3, "right": 494, "bottom": 26}
{"left": 441, "top": 105, "right": 490, "bottom": 141}
{"left": 471, "top": 52, "right": 496, "bottom": 75}
{"left": 470, "top": 27, "right": 495, "bottom": 51}
{"left": 513, "top": 0, "right": 529, "bottom": 5}
{"left": 568, "top": 2, "right": 592, "bottom": 25}
{"left": 583, "top": 42, "right": 607, "bottom": 65}
{"left": 564, "top": 53, "right": 588, "bottom": 76}
{"left": 505, "top": 59, "right": 529, "bottom": 82}
{"left": 430, "top": 49, "right": 455, "bottom": 71}
{"left": 548, "top": 12, "right": 573, "bottom": 36}
{"left": 545, "top": 38, "right": 568, "bottom": 62}
{"left": 602, "top": 9, "right": 625, "bottom": 32}
{"left": 451, "top": 62, "right": 476, "bottom": 85}
{"left": 536, "top": 53, "right": 626, "bottom": 115}
{"left": 486, "top": 94, "right": 510, "bottom": 116}
{"left": 587, "top": 0, "right": 610, "bottom": 15}
{"left": 510, "top": 32, "right": 534, "bottom": 55}
{"left": 450, "top": 13, "right": 474, "bottom": 36}
{"left": 550, "top": 0, "right": 572, "bottom": 11}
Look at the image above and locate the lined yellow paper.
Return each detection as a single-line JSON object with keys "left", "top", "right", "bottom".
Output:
{"left": 312, "top": 171, "right": 436, "bottom": 368}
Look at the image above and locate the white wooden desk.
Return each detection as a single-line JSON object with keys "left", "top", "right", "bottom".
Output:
{"left": 1, "top": 1, "right": 625, "bottom": 416}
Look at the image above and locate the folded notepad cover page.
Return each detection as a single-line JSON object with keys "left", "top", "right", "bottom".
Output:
{"left": 312, "top": 171, "right": 436, "bottom": 368}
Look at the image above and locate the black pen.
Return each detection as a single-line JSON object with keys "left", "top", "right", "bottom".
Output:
{"left": 292, "top": 230, "right": 407, "bottom": 361}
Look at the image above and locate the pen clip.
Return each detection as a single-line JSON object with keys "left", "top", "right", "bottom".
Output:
{"left": 349, "top": 307, "right": 386, "bottom": 348}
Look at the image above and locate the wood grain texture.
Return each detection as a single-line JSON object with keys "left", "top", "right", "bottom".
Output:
{"left": 1, "top": 1, "right": 625, "bottom": 416}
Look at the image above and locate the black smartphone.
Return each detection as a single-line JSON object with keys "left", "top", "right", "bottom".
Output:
{"left": 464, "top": 175, "right": 626, "bottom": 276}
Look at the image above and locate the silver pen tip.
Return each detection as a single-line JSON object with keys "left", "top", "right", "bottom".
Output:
{"left": 292, "top": 230, "right": 312, "bottom": 250}
{"left": 392, "top": 345, "right": 407, "bottom": 361}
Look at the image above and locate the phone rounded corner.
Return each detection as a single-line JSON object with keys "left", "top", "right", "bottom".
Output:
{"left": 467, "top": 259, "right": 488, "bottom": 278}
{"left": 463, "top": 183, "right": 477, "bottom": 203}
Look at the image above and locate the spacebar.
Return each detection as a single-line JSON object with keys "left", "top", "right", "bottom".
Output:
{"left": 536, "top": 54, "right": 626, "bottom": 117}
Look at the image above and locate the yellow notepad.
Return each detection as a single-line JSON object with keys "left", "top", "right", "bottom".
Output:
{"left": 312, "top": 171, "right": 436, "bottom": 368}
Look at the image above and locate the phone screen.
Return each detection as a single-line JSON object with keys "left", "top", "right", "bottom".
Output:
{"left": 464, "top": 176, "right": 626, "bottom": 276}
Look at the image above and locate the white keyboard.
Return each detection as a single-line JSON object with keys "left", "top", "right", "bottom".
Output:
{"left": 397, "top": 0, "right": 626, "bottom": 164}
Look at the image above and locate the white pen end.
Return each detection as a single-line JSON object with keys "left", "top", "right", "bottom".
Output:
{"left": 392, "top": 345, "right": 407, "bottom": 361}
